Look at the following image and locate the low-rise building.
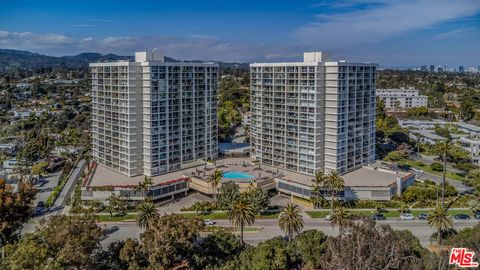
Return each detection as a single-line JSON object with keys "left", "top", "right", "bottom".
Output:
{"left": 81, "top": 162, "right": 189, "bottom": 202}
{"left": 377, "top": 87, "right": 428, "bottom": 108}
{"left": 400, "top": 119, "right": 480, "bottom": 164}
{"left": 274, "top": 162, "right": 414, "bottom": 201}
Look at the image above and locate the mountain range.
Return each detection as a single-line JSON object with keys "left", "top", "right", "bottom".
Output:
{"left": 0, "top": 49, "right": 249, "bottom": 71}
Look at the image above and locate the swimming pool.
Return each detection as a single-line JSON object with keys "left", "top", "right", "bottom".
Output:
{"left": 223, "top": 171, "right": 255, "bottom": 179}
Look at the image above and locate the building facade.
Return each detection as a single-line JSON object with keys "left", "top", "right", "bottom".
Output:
{"left": 250, "top": 52, "right": 376, "bottom": 175}
{"left": 90, "top": 51, "right": 218, "bottom": 177}
{"left": 376, "top": 87, "right": 428, "bottom": 108}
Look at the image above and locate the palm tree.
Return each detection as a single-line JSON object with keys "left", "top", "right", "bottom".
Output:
{"left": 208, "top": 169, "right": 223, "bottom": 202}
{"left": 427, "top": 205, "right": 453, "bottom": 245}
{"left": 228, "top": 200, "right": 255, "bottom": 245}
{"left": 323, "top": 171, "right": 345, "bottom": 214}
{"left": 136, "top": 202, "right": 159, "bottom": 229}
{"left": 135, "top": 176, "right": 154, "bottom": 200}
{"left": 435, "top": 138, "right": 454, "bottom": 208}
{"left": 278, "top": 204, "right": 304, "bottom": 241}
{"left": 330, "top": 206, "right": 350, "bottom": 235}
{"left": 311, "top": 170, "right": 326, "bottom": 209}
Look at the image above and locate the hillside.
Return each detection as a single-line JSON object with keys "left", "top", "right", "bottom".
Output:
{"left": 0, "top": 49, "right": 249, "bottom": 71}
{"left": 0, "top": 49, "right": 132, "bottom": 71}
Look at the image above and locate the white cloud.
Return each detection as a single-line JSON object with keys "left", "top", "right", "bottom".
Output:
{"left": 434, "top": 28, "right": 472, "bottom": 40}
{"left": 0, "top": 29, "right": 299, "bottom": 62}
{"left": 72, "top": 24, "right": 97, "bottom": 27}
{"left": 0, "top": 31, "right": 10, "bottom": 39}
{"left": 295, "top": 0, "right": 480, "bottom": 47}
{"left": 0, "top": 30, "right": 73, "bottom": 48}
{"left": 87, "top": 19, "right": 112, "bottom": 22}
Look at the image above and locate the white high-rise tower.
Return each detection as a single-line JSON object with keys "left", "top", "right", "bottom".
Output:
{"left": 250, "top": 52, "right": 376, "bottom": 175}
{"left": 90, "top": 51, "right": 218, "bottom": 177}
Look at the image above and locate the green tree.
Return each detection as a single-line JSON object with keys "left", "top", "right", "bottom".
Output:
{"left": 228, "top": 200, "right": 255, "bottom": 245}
{"left": 217, "top": 182, "right": 241, "bottom": 210}
{"left": 1, "top": 215, "right": 104, "bottom": 270}
{"left": 430, "top": 162, "right": 443, "bottom": 171}
{"left": 218, "top": 237, "right": 299, "bottom": 270}
{"left": 136, "top": 202, "right": 159, "bottom": 229}
{"left": 208, "top": 169, "right": 223, "bottom": 203}
{"left": 193, "top": 229, "right": 244, "bottom": 269}
{"left": 241, "top": 187, "right": 270, "bottom": 214}
{"left": 323, "top": 170, "right": 345, "bottom": 214}
{"left": 124, "top": 214, "right": 204, "bottom": 269}
{"left": 106, "top": 193, "right": 126, "bottom": 218}
{"left": 460, "top": 99, "right": 475, "bottom": 121}
{"left": 321, "top": 220, "right": 422, "bottom": 269}
{"left": 293, "top": 230, "right": 328, "bottom": 269}
{"left": 330, "top": 206, "right": 350, "bottom": 235}
{"left": 0, "top": 179, "right": 35, "bottom": 251}
{"left": 434, "top": 138, "right": 454, "bottom": 207}
{"left": 427, "top": 205, "right": 453, "bottom": 245}
{"left": 278, "top": 204, "right": 304, "bottom": 241}
{"left": 311, "top": 170, "right": 327, "bottom": 209}
{"left": 376, "top": 96, "right": 386, "bottom": 120}
{"left": 446, "top": 223, "right": 480, "bottom": 258}
{"left": 135, "top": 176, "right": 153, "bottom": 200}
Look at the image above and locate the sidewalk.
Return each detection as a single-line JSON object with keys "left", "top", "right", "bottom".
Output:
{"left": 55, "top": 159, "right": 86, "bottom": 209}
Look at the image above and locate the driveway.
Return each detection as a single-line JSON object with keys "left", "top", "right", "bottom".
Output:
{"left": 157, "top": 192, "right": 212, "bottom": 214}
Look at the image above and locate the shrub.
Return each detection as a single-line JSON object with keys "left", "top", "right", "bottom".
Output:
{"left": 430, "top": 162, "right": 443, "bottom": 171}
{"left": 415, "top": 160, "right": 425, "bottom": 167}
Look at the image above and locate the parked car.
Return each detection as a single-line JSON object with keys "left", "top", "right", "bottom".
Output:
{"left": 474, "top": 212, "right": 480, "bottom": 220}
{"left": 453, "top": 214, "right": 470, "bottom": 220}
{"left": 400, "top": 213, "right": 415, "bottom": 220}
{"left": 36, "top": 201, "right": 45, "bottom": 208}
{"left": 325, "top": 214, "right": 333, "bottom": 221}
{"left": 204, "top": 219, "right": 216, "bottom": 225}
{"left": 370, "top": 213, "right": 386, "bottom": 221}
{"left": 417, "top": 213, "right": 429, "bottom": 220}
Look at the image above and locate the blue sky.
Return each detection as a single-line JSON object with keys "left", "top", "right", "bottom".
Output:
{"left": 1, "top": 0, "right": 480, "bottom": 67}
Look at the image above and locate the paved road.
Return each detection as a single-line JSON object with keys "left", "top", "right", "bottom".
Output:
{"left": 414, "top": 171, "right": 470, "bottom": 192}
{"left": 99, "top": 218, "right": 479, "bottom": 248}
{"left": 33, "top": 170, "right": 62, "bottom": 206}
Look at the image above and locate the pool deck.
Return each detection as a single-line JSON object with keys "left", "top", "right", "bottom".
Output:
{"left": 187, "top": 160, "right": 279, "bottom": 183}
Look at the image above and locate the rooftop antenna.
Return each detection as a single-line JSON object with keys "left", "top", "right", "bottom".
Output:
{"left": 152, "top": 48, "right": 157, "bottom": 60}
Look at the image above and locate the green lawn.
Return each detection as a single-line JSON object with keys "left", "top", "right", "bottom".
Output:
{"left": 306, "top": 209, "right": 474, "bottom": 219}
{"left": 400, "top": 159, "right": 465, "bottom": 182}
{"left": 96, "top": 213, "right": 137, "bottom": 222}
{"left": 204, "top": 226, "right": 262, "bottom": 233}
{"left": 180, "top": 211, "right": 278, "bottom": 220}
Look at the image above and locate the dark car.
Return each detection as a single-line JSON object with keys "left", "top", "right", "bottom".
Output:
{"left": 417, "top": 213, "right": 429, "bottom": 220}
{"left": 36, "top": 201, "right": 45, "bottom": 208}
{"left": 370, "top": 213, "right": 386, "bottom": 221}
{"left": 453, "top": 214, "right": 470, "bottom": 220}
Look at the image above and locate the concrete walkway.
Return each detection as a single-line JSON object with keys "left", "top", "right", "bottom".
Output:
{"left": 55, "top": 159, "right": 86, "bottom": 211}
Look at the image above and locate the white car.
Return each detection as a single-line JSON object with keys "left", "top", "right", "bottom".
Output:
{"left": 204, "top": 219, "right": 216, "bottom": 225}
{"left": 325, "top": 214, "right": 333, "bottom": 221}
{"left": 400, "top": 213, "right": 415, "bottom": 220}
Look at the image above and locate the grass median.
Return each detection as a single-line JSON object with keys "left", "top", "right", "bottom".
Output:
{"left": 179, "top": 211, "right": 279, "bottom": 220}
{"left": 306, "top": 209, "right": 474, "bottom": 219}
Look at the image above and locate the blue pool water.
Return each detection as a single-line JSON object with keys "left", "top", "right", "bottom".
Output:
{"left": 223, "top": 171, "right": 255, "bottom": 179}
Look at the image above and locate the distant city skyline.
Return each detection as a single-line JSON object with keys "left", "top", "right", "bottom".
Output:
{"left": 1, "top": 0, "right": 480, "bottom": 67}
